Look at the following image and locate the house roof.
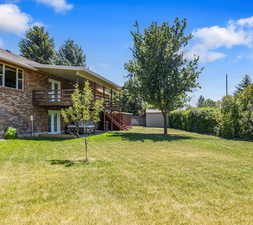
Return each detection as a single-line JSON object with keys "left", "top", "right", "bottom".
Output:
{"left": 146, "top": 109, "right": 162, "bottom": 114}
{"left": 0, "top": 49, "right": 40, "bottom": 70}
{"left": 0, "top": 49, "right": 121, "bottom": 90}
{"left": 36, "top": 64, "right": 121, "bottom": 90}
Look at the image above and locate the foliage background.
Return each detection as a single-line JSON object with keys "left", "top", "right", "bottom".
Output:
{"left": 170, "top": 84, "right": 253, "bottom": 140}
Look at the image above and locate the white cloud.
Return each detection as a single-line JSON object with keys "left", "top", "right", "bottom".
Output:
{"left": 35, "top": 0, "right": 73, "bottom": 12}
{"left": 0, "top": 4, "right": 31, "bottom": 34}
{"left": 193, "top": 24, "right": 250, "bottom": 49}
{"left": 237, "top": 16, "right": 253, "bottom": 26}
{"left": 186, "top": 16, "right": 253, "bottom": 63}
{"left": 185, "top": 44, "right": 226, "bottom": 63}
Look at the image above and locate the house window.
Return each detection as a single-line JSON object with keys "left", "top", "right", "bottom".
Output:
{"left": 17, "top": 69, "right": 24, "bottom": 90}
{"left": 0, "top": 63, "right": 24, "bottom": 90}
{"left": 5, "top": 65, "right": 17, "bottom": 89}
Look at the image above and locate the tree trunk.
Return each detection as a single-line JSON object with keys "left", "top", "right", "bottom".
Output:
{"left": 162, "top": 111, "right": 168, "bottom": 135}
{"left": 75, "top": 122, "right": 80, "bottom": 138}
{"left": 84, "top": 137, "right": 88, "bottom": 162}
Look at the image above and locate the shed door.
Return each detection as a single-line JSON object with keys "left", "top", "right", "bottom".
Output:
{"left": 146, "top": 113, "right": 164, "bottom": 128}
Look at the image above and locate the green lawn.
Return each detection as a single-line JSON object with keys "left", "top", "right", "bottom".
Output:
{"left": 1, "top": 127, "right": 253, "bottom": 225}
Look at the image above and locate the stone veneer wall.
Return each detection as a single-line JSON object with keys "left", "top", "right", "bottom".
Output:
{"left": 0, "top": 60, "right": 74, "bottom": 135}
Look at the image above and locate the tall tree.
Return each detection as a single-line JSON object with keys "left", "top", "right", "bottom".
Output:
{"left": 197, "top": 95, "right": 217, "bottom": 108}
{"left": 120, "top": 78, "right": 145, "bottom": 115}
{"left": 55, "top": 40, "right": 86, "bottom": 66}
{"left": 197, "top": 95, "right": 205, "bottom": 107}
{"left": 235, "top": 74, "right": 252, "bottom": 95}
{"left": 204, "top": 98, "right": 217, "bottom": 108}
{"left": 19, "top": 26, "right": 55, "bottom": 64}
{"left": 125, "top": 19, "right": 202, "bottom": 135}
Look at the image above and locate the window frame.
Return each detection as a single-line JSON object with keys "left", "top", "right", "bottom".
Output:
{"left": 17, "top": 68, "right": 24, "bottom": 91}
{"left": 0, "top": 64, "right": 4, "bottom": 87}
{"left": 0, "top": 63, "right": 24, "bottom": 91}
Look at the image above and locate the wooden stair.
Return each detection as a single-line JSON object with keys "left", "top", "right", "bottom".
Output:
{"left": 105, "top": 113, "right": 129, "bottom": 131}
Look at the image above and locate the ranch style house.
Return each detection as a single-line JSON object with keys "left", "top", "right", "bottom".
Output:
{"left": 0, "top": 49, "right": 131, "bottom": 136}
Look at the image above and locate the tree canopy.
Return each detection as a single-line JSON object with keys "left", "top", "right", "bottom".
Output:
{"left": 120, "top": 78, "right": 146, "bottom": 116}
{"left": 197, "top": 95, "right": 205, "bottom": 107}
{"left": 125, "top": 18, "right": 202, "bottom": 134}
{"left": 197, "top": 95, "right": 217, "bottom": 108}
{"left": 55, "top": 40, "right": 86, "bottom": 66}
{"left": 61, "top": 81, "right": 104, "bottom": 136}
{"left": 19, "top": 26, "right": 55, "bottom": 64}
{"left": 235, "top": 74, "right": 252, "bottom": 95}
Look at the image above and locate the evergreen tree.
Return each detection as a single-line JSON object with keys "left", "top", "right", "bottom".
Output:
{"left": 125, "top": 19, "right": 202, "bottom": 135}
{"left": 197, "top": 95, "right": 217, "bottom": 108}
{"left": 197, "top": 95, "right": 205, "bottom": 107}
{"left": 204, "top": 98, "right": 217, "bottom": 108}
{"left": 235, "top": 74, "right": 252, "bottom": 95}
{"left": 19, "top": 26, "right": 55, "bottom": 64}
{"left": 55, "top": 40, "right": 86, "bottom": 66}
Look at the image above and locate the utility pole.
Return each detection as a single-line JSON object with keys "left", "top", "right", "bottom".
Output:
{"left": 226, "top": 74, "right": 228, "bottom": 96}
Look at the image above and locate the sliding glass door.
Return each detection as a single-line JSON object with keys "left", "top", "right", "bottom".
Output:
{"left": 48, "top": 110, "right": 61, "bottom": 134}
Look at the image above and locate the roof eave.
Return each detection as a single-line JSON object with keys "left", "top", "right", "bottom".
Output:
{"left": 34, "top": 64, "right": 121, "bottom": 91}
{"left": 0, "top": 56, "right": 38, "bottom": 71}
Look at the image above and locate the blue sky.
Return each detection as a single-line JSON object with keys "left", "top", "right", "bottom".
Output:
{"left": 1, "top": 0, "right": 253, "bottom": 105}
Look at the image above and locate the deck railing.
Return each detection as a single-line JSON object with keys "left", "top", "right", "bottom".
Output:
{"left": 32, "top": 89, "right": 120, "bottom": 110}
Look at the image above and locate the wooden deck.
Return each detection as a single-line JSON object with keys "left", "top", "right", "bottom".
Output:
{"left": 32, "top": 89, "right": 120, "bottom": 109}
{"left": 32, "top": 89, "right": 132, "bottom": 131}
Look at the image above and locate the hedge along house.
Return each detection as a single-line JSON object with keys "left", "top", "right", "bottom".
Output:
{"left": 0, "top": 49, "right": 132, "bottom": 136}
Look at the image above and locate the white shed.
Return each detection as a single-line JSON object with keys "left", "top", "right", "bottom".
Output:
{"left": 146, "top": 109, "right": 165, "bottom": 128}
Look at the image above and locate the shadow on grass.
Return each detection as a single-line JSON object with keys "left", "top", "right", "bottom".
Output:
{"left": 18, "top": 137, "right": 75, "bottom": 142}
{"left": 48, "top": 159, "right": 112, "bottom": 167}
{"left": 111, "top": 132, "right": 193, "bottom": 142}
{"left": 48, "top": 160, "right": 83, "bottom": 167}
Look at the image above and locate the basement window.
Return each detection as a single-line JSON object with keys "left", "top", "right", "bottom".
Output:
{"left": 0, "top": 63, "right": 24, "bottom": 90}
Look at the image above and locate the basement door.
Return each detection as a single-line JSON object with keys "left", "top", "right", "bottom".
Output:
{"left": 48, "top": 110, "right": 61, "bottom": 134}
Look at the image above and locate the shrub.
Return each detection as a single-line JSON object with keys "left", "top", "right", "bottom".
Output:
{"left": 169, "top": 85, "right": 253, "bottom": 140}
{"left": 4, "top": 127, "right": 17, "bottom": 139}
{"left": 217, "top": 96, "right": 240, "bottom": 138}
{"left": 239, "top": 112, "right": 253, "bottom": 139}
{"left": 237, "top": 84, "right": 253, "bottom": 139}
{"left": 169, "top": 107, "right": 219, "bottom": 135}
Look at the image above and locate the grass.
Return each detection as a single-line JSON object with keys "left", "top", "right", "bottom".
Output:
{"left": 0, "top": 127, "right": 253, "bottom": 225}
